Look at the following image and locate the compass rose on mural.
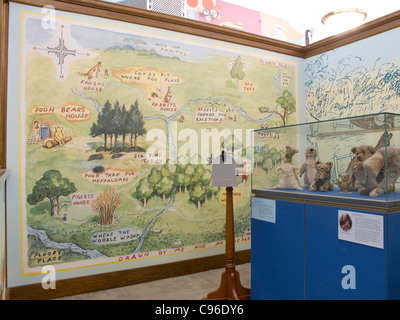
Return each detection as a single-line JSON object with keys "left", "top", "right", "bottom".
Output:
{"left": 33, "top": 26, "right": 89, "bottom": 79}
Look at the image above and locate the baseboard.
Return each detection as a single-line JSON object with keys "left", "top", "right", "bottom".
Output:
{"left": 8, "top": 249, "right": 250, "bottom": 300}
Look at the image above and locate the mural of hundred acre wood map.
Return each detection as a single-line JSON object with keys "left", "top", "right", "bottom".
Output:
{"left": 15, "top": 6, "right": 298, "bottom": 275}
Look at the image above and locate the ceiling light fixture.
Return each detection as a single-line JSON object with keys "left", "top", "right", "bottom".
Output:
{"left": 321, "top": 8, "right": 367, "bottom": 32}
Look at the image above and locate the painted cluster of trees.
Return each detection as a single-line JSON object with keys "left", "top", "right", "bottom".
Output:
{"left": 253, "top": 145, "right": 285, "bottom": 175}
{"left": 90, "top": 99, "right": 146, "bottom": 151}
{"left": 134, "top": 163, "right": 220, "bottom": 209}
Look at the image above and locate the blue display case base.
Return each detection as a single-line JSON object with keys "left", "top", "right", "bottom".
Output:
{"left": 251, "top": 195, "right": 400, "bottom": 300}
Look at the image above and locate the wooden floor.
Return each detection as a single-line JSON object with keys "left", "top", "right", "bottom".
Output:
{"left": 56, "top": 263, "right": 251, "bottom": 300}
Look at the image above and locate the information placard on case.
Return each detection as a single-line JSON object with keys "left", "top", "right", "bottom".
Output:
{"left": 251, "top": 197, "right": 276, "bottom": 223}
{"left": 338, "top": 210, "right": 384, "bottom": 249}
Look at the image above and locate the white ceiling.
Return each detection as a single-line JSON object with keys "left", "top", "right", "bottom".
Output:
{"left": 225, "top": 0, "right": 400, "bottom": 41}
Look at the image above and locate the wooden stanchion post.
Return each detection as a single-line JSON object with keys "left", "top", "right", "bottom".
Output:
{"left": 203, "top": 186, "right": 250, "bottom": 300}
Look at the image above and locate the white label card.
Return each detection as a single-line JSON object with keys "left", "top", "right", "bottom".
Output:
{"left": 338, "top": 210, "right": 384, "bottom": 249}
{"left": 251, "top": 197, "right": 276, "bottom": 223}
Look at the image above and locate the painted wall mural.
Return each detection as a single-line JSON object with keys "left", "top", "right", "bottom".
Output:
{"left": 305, "top": 29, "right": 400, "bottom": 121}
{"left": 7, "top": 3, "right": 299, "bottom": 284}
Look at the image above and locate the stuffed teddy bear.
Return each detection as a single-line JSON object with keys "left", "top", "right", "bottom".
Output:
{"left": 354, "top": 145, "right": 400, "bottom": 197}
{"left": 346, "top": 132, "right": 393, "bottom": 191}
{"left": 346, "top": 145, "right": 376, "bottom": 191}
{"left": 299, "top": 146, "right": 317, "bottom": 188}
{"left": 310, "top": 160, "right": 334, "bottom": 192}
{"left": 337, "top": 173, "right": 351, "bottom": 193}
{"left": 351, "top": 145, "right": 376, "bottom": 162}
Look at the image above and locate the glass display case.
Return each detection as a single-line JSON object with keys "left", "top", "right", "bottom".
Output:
{"left": 251, "top": 113, "right": 400, "bottom": 208}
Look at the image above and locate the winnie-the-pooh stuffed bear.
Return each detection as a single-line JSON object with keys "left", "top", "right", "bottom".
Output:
{"left": 310, "top": 160, "right": 334, "bottom": 192}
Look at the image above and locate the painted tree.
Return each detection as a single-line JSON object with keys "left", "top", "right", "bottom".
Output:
{"left": 184, "top": 164, "right": 195, "bottom": 192}
{"left": 118, "top": 104, "right": 130, "bottom": 149}
{"left": 148, "top": 167, "right": 162, "bottom": 186}
{"left": 230, "top": 56, "right": 245, "bottom": 89}
{"left": 262, "top": 157, "right": 273, "bottom": 175}
{"left": 253, "top": 150, "right": 263, "bottom": 169}
{"left": 258, "top": 90, "right": 296, "bottom": 126}
{"left": 91, "top": 189, "right": 120, "bottom": 226}
{"left": 182, "top": 175, "right": 191, "bottom": 193}
{"left": 270, "top": 147, "right": 281, "bottom": 166}
{"left": 211, "top": 186, "right": 220, "bottom": 201}
{"left": 136, "top": 178, "right": 153, "bottom": 207}
{"left": 90, "top": 100, "right": 113, "bottom": 149}
{"left": 111, "top": 101, "right": 122, "bottom": 149}
{"left": 190, "top": 184, "right": 207, "bottom": 210}
{"left": 190, "top": 165, "right": 205, "bottom": 188}
{"left": 156, "top": 176, "right": 174, "bottom": 202}
{"left": 27, "top": 170, "right": 77, "bottom": 217}
{"left": 174, "top": 172, "right": 186, "bottom": 193}
{"left": 276, "top": 90, "right": 296, "bottom": 124}
{"left": 128, "top": 100, "right": 147, "bottom": 148}
{"left": 201, "top": 169, "right": 212, "bottom": 186}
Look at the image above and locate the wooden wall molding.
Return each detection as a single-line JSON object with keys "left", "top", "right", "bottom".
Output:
{"left": 9, "top": 249, "right": 251, "bottom": 300}
{"left": 0, "top": 1, "right": 9, "bottom": 169}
